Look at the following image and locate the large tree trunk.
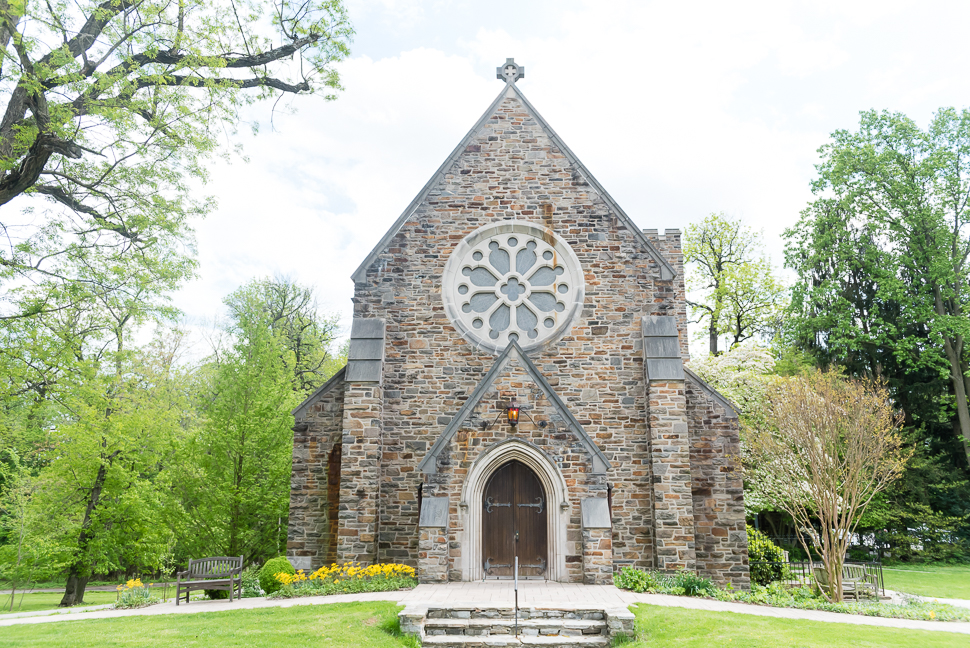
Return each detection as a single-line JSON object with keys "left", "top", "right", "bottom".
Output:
{"left": 59, "top": 573, "right": 89, "bottom": 607}
{"left": 941, "top": 336, "right": 970, "bottom": 466}
{"left": 59, "top": 453, "right": 115, "bottom": 607}
{"left": 709, "top": 320, "right": 718, "bottom": 355}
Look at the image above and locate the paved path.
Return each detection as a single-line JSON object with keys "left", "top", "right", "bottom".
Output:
{"left": 0, "top": 585, "right": 135, "bottom": 596}
{"left": 0, "top": 582, "right": 968, "bottom": 636}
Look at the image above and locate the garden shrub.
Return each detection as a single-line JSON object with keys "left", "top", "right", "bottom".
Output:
{"left": 613, "top": 566, "right": 712, "bottom": 597}
{"left": 673, "top": 570, "right": 716, "bottom": 597}
{"left": 716, "top": 582, "right": 970, "bottom": 622}
{"left": 259, "top": 556, "right": 295, "bottom": 595}
{"left": 614, "top": 565, "right": 969, "bottom": 622}
{"left": 205, "top": 589, "right": 229, "bottom": 600}
{"left": 241, "top": 565, "right": 265, "bottom": 598}
{"left": 747, "top": 525, "right": 788, "bottom": 585}
{"left": 614, "top": 566, "right": 652, "bottom": 592}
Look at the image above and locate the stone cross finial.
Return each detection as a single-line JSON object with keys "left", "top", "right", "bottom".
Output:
{"left": 496, "top": 58, "right": 525, "bottom": 84}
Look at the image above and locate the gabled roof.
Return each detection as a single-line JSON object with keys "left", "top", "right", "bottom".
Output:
{"left": 351, "top": 79, "right": 676, "bottom": 283}
{"left": 684, "top": 366, "right": 740, "bottom": 420}
{"left": 417, "top": 340, "right": 612, "bottom": 474}
{"left": 292, "top": 366, "right": 346, "bottom": 419}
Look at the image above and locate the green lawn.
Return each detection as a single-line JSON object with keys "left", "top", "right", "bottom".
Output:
{"left": 883, "top": 564, "right": 970, "bottom": 599}
{"left": 0, "top": 601, "right": 968, "bottom": 648}
{"left": 0, "top": 591, "right": 118, "bottom": 615}
{"left": 631, "top": 604, "right": 970, "bottom": 647}
{"left": 0, "top": 602, "right": 411, "bottom": 647}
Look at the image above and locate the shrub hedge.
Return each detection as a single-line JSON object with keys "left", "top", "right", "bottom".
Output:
{"left": 259, "top": 557, "right": 295, "bottom": 595}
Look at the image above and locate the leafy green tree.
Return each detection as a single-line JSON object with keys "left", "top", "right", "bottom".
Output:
{"left": 0, "top": 0, "right": 352, "bottom": 321}
{"left": 786, "top": 108, "right": 970, "bottom": 467}
{"left": 225, "top": 277, "right": 342, "bottom": 395}
{"left": 35, "top": 331, "right": 194, "bottom": 606}
{"left": 0, "top": 468, "right": 66, "bottom": 611}
{"left": 684, "top": 213, "right": 787, "bottom": 355}
{"left": 180, "top": 279, "right": 343, "bottom": 564}
{"left": 183, "top": 283, "right": 302, "bottom": 563}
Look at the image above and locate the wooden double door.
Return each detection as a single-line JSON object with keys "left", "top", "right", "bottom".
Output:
{"left": 482, "top": 460, "right": 548, "bottom": 578}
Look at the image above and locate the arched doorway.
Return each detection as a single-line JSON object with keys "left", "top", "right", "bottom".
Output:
{"left": 482, "top": 460, "right": 548, "bottom": 578}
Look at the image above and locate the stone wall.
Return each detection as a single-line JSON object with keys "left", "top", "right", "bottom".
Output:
{"left": 354, "top": 92, "right": 674, "bottom": 578}
{"left": 425, "top": 358, "right": 604, "bottom": 583}
{"left": 686, "top": 377, "right": 750, "bottom": 588}
{"left": 311, "top": 89, "right": 750, "bottom": 585}
{"left": 644, "top": 229, "right": 689, "bottom": 362}
{"left": 288, "top": 379, "right": 345, "bottom": 571}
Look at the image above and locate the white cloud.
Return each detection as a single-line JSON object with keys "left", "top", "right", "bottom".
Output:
{"left": 173, "top": 0, "right": 970, "bottom": 350}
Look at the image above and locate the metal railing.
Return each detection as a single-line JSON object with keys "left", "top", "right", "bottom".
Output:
{"left": 749, "top": 560, "right": 884, "bottom": 596}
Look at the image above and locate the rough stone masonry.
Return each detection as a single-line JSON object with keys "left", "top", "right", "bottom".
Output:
{"left": 287, "top": 59, "right": 749, "bottom": 589}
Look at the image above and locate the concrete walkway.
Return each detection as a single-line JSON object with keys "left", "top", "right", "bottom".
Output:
{"left": 0, "top": 582, "right": 967, "bottom": 636}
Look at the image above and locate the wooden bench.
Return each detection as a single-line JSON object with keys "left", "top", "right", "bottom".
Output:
{"left": 812, "top": 565, "right": 878, "bottom": 600}
{"left": 175, "top": 556, "right": 243, "bottom": 605}
{"left": 842, "top": 564, "right": 878, "bottom": 600}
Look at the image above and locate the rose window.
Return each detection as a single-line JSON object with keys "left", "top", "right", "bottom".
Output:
{"left": 442, "top": 220, "right": 585, "bottom": 354}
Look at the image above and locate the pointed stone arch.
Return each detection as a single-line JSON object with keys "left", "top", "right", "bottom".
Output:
{"left": 417, "top": 340, "right": 611, "bottom": 475}
{"left": 458, "top": 438, "right": 570, "bottom": 582}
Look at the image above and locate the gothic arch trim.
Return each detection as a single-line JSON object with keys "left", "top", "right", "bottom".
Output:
{"left": 458, "top": 438, "right": 570, "bottom": 582}
{"left": 416, "top": 340, "right": 611, "bottom": 475}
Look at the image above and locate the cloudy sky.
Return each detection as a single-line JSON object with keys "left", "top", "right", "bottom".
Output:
{"left": 177, "top": 0, "right": 970, "bottom": 347}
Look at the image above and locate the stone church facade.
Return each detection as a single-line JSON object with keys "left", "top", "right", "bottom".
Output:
{"left": 287, "top": 60, "right": 749, "bottom": 587}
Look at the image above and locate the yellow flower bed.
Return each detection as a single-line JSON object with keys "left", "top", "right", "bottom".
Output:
{"left": 271, "top": 562, "right": 417, "bottom": 598}
{"left": 115, "top": 578, "right": 158, "bottom": 609}
{"left": 116, "top": 578, "right": 146, "bottom": 592}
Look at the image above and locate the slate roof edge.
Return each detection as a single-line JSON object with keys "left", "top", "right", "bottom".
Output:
{"left": 351, "top": 81, "right": 677, "bottom": 284}
{"left": 683, "top": 366, "right": 741, "bottom": 420}
{"left": 292, "top": 366, "right": 347, "bottom": 419}
{"left": 350, "top": 84, "right": 512, "bottom": 283}
{"left": 417, "top": 340, "right": 612, "bottom": 474}
{"left": 509, "top": 85, "right": 676, "bottom": 281}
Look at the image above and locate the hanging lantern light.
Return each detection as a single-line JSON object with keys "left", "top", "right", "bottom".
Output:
{"left": 507, "top": 399, "right": 520, "bottom": 427}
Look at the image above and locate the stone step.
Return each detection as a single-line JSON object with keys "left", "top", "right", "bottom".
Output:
{"left": 423, "top": 618, "right": 608, "bottom": 637}
{"left": 422, "top": 635, "right": 610, "bottom": 648}
{"left": 399, "top": 604, "right": 634, "bottom": 648}
{"left": 426, "top": 608, "right": 605, "bottom": 621}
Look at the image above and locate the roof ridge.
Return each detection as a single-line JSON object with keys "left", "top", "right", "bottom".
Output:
{"left": 350, "top": 81, "right": 676, "bottom": 283}
{"left": 509, "top": 84, "right": 675, "bottom": 279}
{"left": 683, "top": 366, "right": 740, "bottom": 419}
{"left": 292, "top": 365, "right": 347, "bottom": 418}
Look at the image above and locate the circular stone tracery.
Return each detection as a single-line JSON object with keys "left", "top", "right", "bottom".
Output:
{"left": 443, "top": 220, "right": 585, "bottom": 354}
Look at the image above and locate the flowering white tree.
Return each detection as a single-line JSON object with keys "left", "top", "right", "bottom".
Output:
{"left": 688, "top": 345, "right": 781, "bottom": 516}
{"left": 688, "top": 344, "right": 777, "bottom": 428}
